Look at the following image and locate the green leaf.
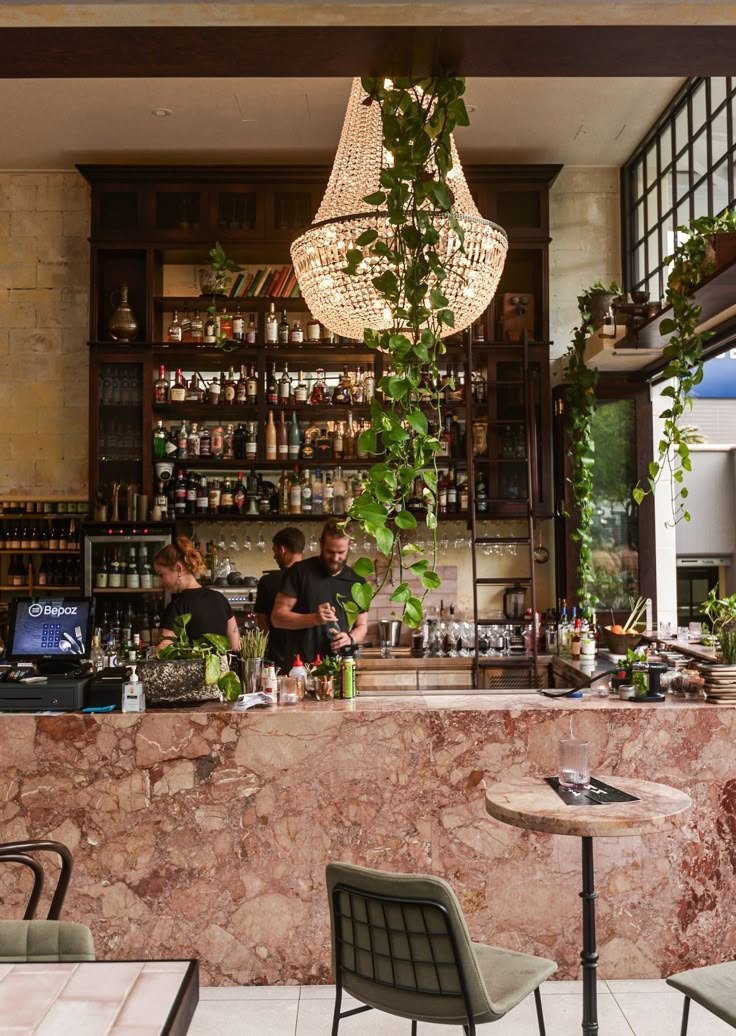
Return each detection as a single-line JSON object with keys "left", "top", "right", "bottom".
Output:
{"left": 353, "top": 556, "right": 375, "bottom": 578}
{"left": 201, "top": 632, "right": 230, "bottom": 653}
{"left": 406, "top": 410, "right": 428, "bottom": 434}
{"left": 409, "top": 558, "right": 430, "bottom": 576}
{"left": 390, "top": 582, "right": 412, "bottom": 604}
{"left": 363, "top": 190, "right": 387, "bottom": 206}
{"left": 351, "top": 582, "right": 374, "bottom": 611}
{"left": 205, "top": 654, "right": 221, "bottom": 686}
{"left": 355, "top": 228, "right": 379, "bottom": 246}
{"left": 633, "top": 487, "right": 646, "bottom": 505}
{"left": 374, "top": 525, "right": 395, "bottom": 555}
{"left": 421, "top": 570, "right": 442, "bottom": 590}
{"left": 395, "top": 509, "right": 417, "bottom": 529}
{"left": 342, "top": 600, "right": 359, "bottom": 626}
{"left": 403, "top": 595, "right": 424, "bottom": 628}
{"left": 218, "top": 671, "right": 242, "bottom": 702}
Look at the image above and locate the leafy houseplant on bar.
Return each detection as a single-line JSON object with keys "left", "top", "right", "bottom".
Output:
{"left": 141, "top": 613, "right": 241, "bottom": 704}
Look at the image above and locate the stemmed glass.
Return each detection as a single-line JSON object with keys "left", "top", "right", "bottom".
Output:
{"left": 256, "top": 526, "right": 266, "bottom": 552}
{"left": 229, "top": 527, "right": 239, "bottom": 551}
{"left": 242, "top": 531, "right": 252, "bottom": 552}
{"left": 217, "top": 524, "right": 226, "bottom": 550}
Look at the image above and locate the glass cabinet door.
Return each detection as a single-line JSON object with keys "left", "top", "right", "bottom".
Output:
{"left": 210, "top": 186, "right": 265, "bottom": 238}
{"left": 94, "top": 361, "right": 144, "bottom": 519}
{"left": 150, "top": 185, "right": 206, "bottom": 237}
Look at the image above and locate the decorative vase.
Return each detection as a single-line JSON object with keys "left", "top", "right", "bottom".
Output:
{"left": 107, "top": 282, "right": 139, "bottom": 341}
{"left": 585, "top": 291, "right": 620, "bottom": 331}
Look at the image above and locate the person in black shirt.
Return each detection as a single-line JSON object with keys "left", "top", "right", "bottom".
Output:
{"left": 254, "top": 526, "right": 305, "bottom": 674}
{"left": 155, "top": 536, "right": 240, "bottom": 651}
{"left": 271, "top": 519, "right": 368, "bottom": 669}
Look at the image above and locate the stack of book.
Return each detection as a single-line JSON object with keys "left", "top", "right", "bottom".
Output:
{"left": 228, "top": 264, "right": 300, "bottom": 299}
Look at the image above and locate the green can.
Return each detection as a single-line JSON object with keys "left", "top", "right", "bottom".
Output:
{"left": 341, "top": 657, "right": 356, "bottom": 699}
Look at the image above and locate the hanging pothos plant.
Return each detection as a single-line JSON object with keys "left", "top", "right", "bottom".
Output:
{"left": 338, "top": 76, "right": 470, "bottom": 629}
{"left": 633, "top": 209, "right": 736, "bottom": 524}
{"left": 207, "top": 241, "right": 241, "bottom": 350}
{"left": 564, "top": 280, "right": 620, "bottom": 613}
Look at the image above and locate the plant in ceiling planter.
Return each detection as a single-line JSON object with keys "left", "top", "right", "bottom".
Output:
{"left": 632, "top": 209, "right": 736, "bottom": 525}
{"left": 327, "top": 76, "right": 507, "bottom": 629}
{"left": 564, "top": 279, "right": 620, "bottom": 612}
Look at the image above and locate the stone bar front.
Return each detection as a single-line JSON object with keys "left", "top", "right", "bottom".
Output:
{"left": 1, "top": 695, "right": 732, "bottom": 985}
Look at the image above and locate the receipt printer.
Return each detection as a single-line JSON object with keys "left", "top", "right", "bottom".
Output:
{"left": 0, "top": 675, "right": 90, "bottom": 712}
{"left": 86, "top": 668, "right": 126, "bottom": 710}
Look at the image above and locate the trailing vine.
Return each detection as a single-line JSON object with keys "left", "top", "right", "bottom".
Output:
{"left": 633, "top": 209, "right": 736, "bottom": 524}
{"left": 564, "top": 280, "right": 620, "bottom": 613}
{"left": 207, "top": 241, "right": 241, "bottom": 350}
{"left": 339, "top": 76, "right": 471, "bottom": 628}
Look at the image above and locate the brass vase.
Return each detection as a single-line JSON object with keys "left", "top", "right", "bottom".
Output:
{"left": 108, "top": 282, "right": 139, "bottom": 341}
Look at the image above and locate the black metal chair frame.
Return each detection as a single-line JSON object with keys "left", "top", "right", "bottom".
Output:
{"left": 0, "top": 840, "right": 73, "bottom": 920}
{"left": 330, "top": 882, "right": 547, "bottom": 1036}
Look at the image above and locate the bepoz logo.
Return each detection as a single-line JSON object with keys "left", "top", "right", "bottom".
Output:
{"left": 28, "top": 603, "right": 78, "bottom": 618}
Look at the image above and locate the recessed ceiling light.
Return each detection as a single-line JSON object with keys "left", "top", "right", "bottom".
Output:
{"left": 152, "top": 107, "right": 173, "bottom": 118}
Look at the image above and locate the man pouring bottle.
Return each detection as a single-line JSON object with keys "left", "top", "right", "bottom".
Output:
{"left": 270, "top": 519, "right": 368, "bottom": 668}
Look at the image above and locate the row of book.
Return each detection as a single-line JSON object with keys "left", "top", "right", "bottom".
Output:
{"left": 228, "top": 265, "right": 301, "bottom": 299}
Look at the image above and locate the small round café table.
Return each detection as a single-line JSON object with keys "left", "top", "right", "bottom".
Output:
{"left": 485, "top": 775, "right": 691, "bottom": 1036}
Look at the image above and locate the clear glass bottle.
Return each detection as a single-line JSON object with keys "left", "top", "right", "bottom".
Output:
{"left": 167, "top": 310, "right": 182, "bottom": 343}
{"left": 278, "top": 308, "right": 290, "bottom": 345}
{"left": 265, "top": 303, "right": 278, "bottom": 345}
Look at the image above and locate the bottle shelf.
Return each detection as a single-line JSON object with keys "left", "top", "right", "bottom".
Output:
{"left": 152, "top": 403, "right": 373, "bottom": 418}
{"left": 148, "top": 343, "right": 374, "bottom": 359}
{"left": 0, "top": 585, "right": 80, "bottom": 592}
{"left": 153, "top": 295, "right": 306, "bottom": 308}
{"left": 93, "top": 586, "right": 164, "bottom": 594}
{"left": 0, "top": 549, "right": 81, "bottom": 555}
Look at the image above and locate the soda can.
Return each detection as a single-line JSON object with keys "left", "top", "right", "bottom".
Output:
{"left": 341, "top": 657, "right": 356, "bottom": 700}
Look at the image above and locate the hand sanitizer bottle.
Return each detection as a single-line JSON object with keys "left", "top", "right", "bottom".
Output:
{"left": 122, "top": 665, "right": 145, "bottom": 713}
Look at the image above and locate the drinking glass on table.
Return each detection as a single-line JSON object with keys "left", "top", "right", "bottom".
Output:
{"left": 558, "top": 735, "right": 590, "bottom": 791}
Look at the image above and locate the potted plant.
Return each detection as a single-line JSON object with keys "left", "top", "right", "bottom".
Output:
{"left": 311, "top": 655, "right": 341, "bottom": 700}
{"left": 702, "top": 587, "right": 736, "bottom": 664}
{"left": 140, "top": 613, "right": 241, "bottom": 703}
{"left": 239, "top": 628, "right": 270, "bottom": 694}
{"left": 200, "top": 241, "right": 242, "bottom": 350}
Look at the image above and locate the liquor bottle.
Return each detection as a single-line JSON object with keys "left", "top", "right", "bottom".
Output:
{"left": 450, "top": 414, "right": 464, "bottom": 459}
{"left": 306, "top": 316, "right": 321, "bottom": 342}
{"left": 279, "top": 363, "right": 292, "bottom": 404}
{"left": 167, "top": 310, "right": 182, "bottom": 342}
{"left": 199, "top": 424, "right": 211, "bottom": 457}
{"left": 220, "top": 476, "right": 234, "bottom": 514}
{"left": 154, "top": 479, "right": 168, "bottom": 520}
{"left": 196, "top": 477, "right": 209, "bottom": 517}
{"left": 190, "top": 307, "right": 204, "bottom": 343}
{"left": 174, "top": 469, "right": 187, "bottom": 517}
{"left": 176, "top": 419, "right": 188, "bottom": 459}
{"left": 108, "top": 549, "right": 123, "bottom": 588}
{"left": 95, "top": 549, "right": 109, "bottom": 589}
{"left": 437, "top": 417, "right": 450, "bottom": 458}
{"left": 235, "top": 364, "right": 248, "bottom": 404}
{"left": 211, "top": 423, "right": 225, "bottom": 459}
{"left": 290, "top": 319, "right": 303, "bottom": 344}
{"left": 246, "top": 364, "right": 258, "bottom": 405}
{"left": 363, "top": 364, "right": 376, "bottom": 403}
{"left": 265, "top": 303, "right": 278, "bottom": 345}
{"left": 267, "top": 365, "right": 278, "bottom": 406}
{"left": 309, "top": 368, "right": 329, "bottom": 405}
{"left": 288, "top": 412, "right": 301, "bottom": 461}
{"left": 333, "top": 365, "right": 352, "bottom": 404}
{"left": 207, "top": 376, "right": 221, "bottom": 405}
{"left": 351, "top": 367, "right": 364, "bottom": 404}
{"left": 333, "top": 467, "right": 346, "bottom": 516}
{"left": 301, "top": 469, "right": 313, "bottom": 514}
{"left": 187, "top": 422, "right": 200, "bottom": 458}
{"left": 139, "top": 546, "right": 153, "bottom": 589}
{"left": 186, "top": 373, "right": 204, "bottom": 403}
{"left": 294, "top": 370, "right": 308, "bottom": 404}
{"left": 89, "top": 633, "right": 106, "bottom": 672}
{"left": 343, "top": 413, "right": 356, "bottom": 460}
{"left": 222, "top": 366, "right": 236, "bottom": 404}
{"left": 204, "top": 312, "right": 217, "bottom": 344}
{"left": 312, "top": 468, "right": 324, "bottom": 515}
{"left": 218, "top": 308, "right": 233, "bottom": 340}
{"left": 126, "top": 546, "right": 140, "bottom": 589}
{"left": 323, "top": 470, "right": 334, "bottom": 514}
{"left": 232, "top": 306, "right": 244, "bottom": 341}
{"left": 245, "top": 421, "right": 258, "bottom": 460}
{"left": 225, "top": 423, "right": 237, "bottom": 460}
{"left": 476, "top": 471, "right": 488, "bottom": 514}
{"left": 186, "top": 471, "right": 198, "bottom": 515}
{"left": 208, "top": 479, "right": 222, "bottom": 515}
{"left": 57, "top": 520, "right": 68, "bottom": 551}
{"left": 437, "top": 469, "right": 448, "bottom": 514}
{"left": 153, "top": 365, "right": 169, "bottom": 404}
{"left": 277, "top": 411, "right": 288, "bottom": 460}
{"left": 447, "top": 467, "right": 458, "bottom": 512}
{"left": 169, "top": 368, "right": 187, "bottom": 403}
{"left": 245, "top": 314, "right": 257, "bottom": 344}
{"left": 153, "top": 419, "right": 168, "bottom": 459}
{"left": 278, "top": 309, "right": 290, "bottom": 345}
{"left": 180, "top": 310, "right": 192, "bottom": 341}
{"left": 289, "top": 466, "right": 302, "bottom": 514}
{"left": 265, "top": 411, "right": 277, "bottom": 461}
{"left": 458, "top": 475, "right": 469, "bottom": 512}
{"left": 233, "top": 472, "right": 246, "bottom": 514}
{"left": 278, "top": 471, "right": 290, "bottom": 513}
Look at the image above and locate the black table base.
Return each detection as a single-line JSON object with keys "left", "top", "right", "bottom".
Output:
{"left": 580, "top": 835, "right": 599, "bottom": 1035}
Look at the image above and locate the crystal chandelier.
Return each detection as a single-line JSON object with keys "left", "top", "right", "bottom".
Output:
{"left": 290, "top": 78, "right": 508, "bottom": 342}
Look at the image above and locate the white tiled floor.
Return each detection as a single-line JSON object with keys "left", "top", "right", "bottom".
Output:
{"left": 191, "top": 979, "right": 733, "bottom": 1035}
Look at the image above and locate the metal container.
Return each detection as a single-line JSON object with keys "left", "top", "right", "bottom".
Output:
{"left": 503, "top": 583, "right": 527, "bottom": 620}
{"left": 378, "top": 619, "right": 402, "bottom": 648}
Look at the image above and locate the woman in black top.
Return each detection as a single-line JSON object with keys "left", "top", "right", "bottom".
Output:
{"left": 154, "top": 537, "right": 240, "bottom": 651}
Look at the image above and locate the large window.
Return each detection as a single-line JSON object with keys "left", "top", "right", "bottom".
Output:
{"left": 589, "top": 400, "right": 639, "bottom": 609}
{"left": 622, "top": 77, "right": 736, "bottom": 303}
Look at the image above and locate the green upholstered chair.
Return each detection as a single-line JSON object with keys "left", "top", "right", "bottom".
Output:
{"left": 667, "top": 961, "right": 736, "bottom": 1034}
{"left": 0, "top": 920, "right": 95, "bottom": 962}
{"left": 0, "top": 839, "right": 95, "bottom": 962}
{"left": 326, "top": 862, "right": 557, "bottom": 1036}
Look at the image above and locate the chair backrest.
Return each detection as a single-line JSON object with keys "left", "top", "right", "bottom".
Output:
{"left": 0, "top": 840, "right": 73, "bottom": 920}
{"left": 0, "top": 919, "right": 95, "bottom": 962}
{"left": 326, "top": 861, "right": 495, "bottom": 1024}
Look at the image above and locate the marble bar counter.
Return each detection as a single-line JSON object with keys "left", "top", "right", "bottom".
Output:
{"left": 1, "top": 693, "right": 734, "bottom": 986}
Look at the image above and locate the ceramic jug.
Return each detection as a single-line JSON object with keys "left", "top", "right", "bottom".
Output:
{"left": 107, "top": 282, "right": 139, "bottom": 341}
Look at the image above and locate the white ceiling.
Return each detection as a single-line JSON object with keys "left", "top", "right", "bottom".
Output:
{"left": 0, "top": 76, "right": 684, "bottom": 170}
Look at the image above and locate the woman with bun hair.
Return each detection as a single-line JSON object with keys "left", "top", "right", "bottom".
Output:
{"left": 154, "top": 536, "right": 240, "bottom": 651}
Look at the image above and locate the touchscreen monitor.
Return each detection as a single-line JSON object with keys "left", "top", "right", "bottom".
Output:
{"left": 7, "top": 598, "right": 94, "bottom": 663}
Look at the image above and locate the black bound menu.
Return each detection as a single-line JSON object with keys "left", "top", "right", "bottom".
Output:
{"left": 545, "top": 776, "right": 640, "bottom": 806}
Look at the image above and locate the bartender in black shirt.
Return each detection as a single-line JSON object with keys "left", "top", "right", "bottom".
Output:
{"left": 271, "top": 519, "right": 368, "bottom": 667}
{"left": 253, "top": 526, "right": 305, "bottom": 673}
{"left": 155, "top": 536, "right": 241, "bottom": 651}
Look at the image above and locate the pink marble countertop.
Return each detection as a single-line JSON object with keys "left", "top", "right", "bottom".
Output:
{"left": 485, "top": 775, "right": 692, "bottom": 837}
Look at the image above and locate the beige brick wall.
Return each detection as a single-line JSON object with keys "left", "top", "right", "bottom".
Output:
{"left": 0, "top": 171, "right": 90, "bottom": 500}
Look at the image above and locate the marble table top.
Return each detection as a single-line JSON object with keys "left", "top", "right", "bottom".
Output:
{"left": 485, "top": 775, "right": 692, "bottom": 837}
{"left": 0, "top": 959, "right": 198, "bottom": 1035}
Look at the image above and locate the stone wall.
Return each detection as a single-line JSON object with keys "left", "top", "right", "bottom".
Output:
{"left": 0, "top": 171, "right": 90, "bottom": 499}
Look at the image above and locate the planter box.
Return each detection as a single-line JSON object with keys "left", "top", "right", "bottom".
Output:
{"left": 712, "top": 231, "right": 736, "bottom": 269}
{"left": 137, "top": 658, "right": 222, "bottom": 706}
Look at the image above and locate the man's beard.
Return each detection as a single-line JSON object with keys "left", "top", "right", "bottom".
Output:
{"left": 322, "top": 556, "right": 345, "bottom": 575}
